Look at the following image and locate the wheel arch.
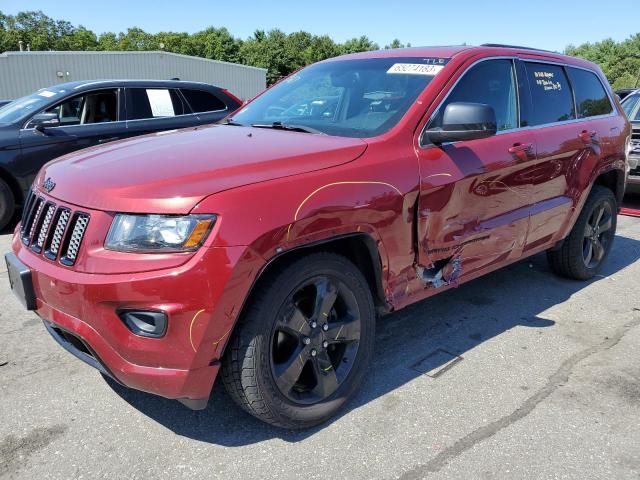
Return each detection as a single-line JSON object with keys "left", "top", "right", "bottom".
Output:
{"left": 0, "top": 164, "right": 23, "bottom": 206}
{"left": 247, "top": 233, "right": 389, "bottom": 317}
{"left": 593, "top": 166, "right": 625, "bottom": 206}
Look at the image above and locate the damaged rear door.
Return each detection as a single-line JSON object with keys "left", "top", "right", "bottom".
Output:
{"left": 414, "top": 58, "right": 536, "bottom": 286}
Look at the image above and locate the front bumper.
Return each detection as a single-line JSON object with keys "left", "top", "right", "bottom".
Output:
{"left": 11, "top": 233, "right": 250, "bottom": 407}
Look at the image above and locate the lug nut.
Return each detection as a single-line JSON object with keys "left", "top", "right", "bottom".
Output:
{"left": 311, "top": 349, "right": 317, "bottom": 357}
{"left": 322, "top": 324, "right": 329, "bottom": 331}
{"left": 311, "top": 321, "right": 317, "bottom": 328}
{"left": 303, "top": 337, "right": 311, "bottom": 345}
{"left": 322, "top": 341, "right": 328, "bottom": 348}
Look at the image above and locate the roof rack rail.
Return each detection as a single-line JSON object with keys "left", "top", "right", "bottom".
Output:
{"left": 481, "top": 43, "right": 555, "bottom": 53}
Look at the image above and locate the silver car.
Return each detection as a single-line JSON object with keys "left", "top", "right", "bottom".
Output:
{"left": 621, "top": 91, "right": 640, "bottom": 191}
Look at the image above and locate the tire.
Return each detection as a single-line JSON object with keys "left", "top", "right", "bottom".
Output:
{"left": 0, "top": 178, "right": 15, "bottom": 232}
{"left": 547, "top": 185, "right": 617, "bottom": 280}
{"left": 221, "top": 252, "right": 375, "bottom": 429}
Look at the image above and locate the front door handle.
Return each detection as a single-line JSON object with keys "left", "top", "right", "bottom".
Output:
{"left": 508, "top": 142, "right": 533, "bottom": 161}
{"left": 98, "top": 137, "right": 119, "bottom": 144}
{"left": 579, "top": 130, "right": 597, "bottom": 144}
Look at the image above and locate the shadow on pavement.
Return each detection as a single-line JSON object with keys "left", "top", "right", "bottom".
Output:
{"left": 105, "top": 233, "right": 640, "bottom": 445}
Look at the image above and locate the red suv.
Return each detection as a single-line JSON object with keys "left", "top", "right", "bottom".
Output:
{"left": 6, "top": 45, "right": 630, "bottom": 429}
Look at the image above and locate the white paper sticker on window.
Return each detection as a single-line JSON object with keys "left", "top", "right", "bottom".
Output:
{"left": 387, "top": 64, "right": 444, "bottom": 76}
{"left": 146, "top": 89, "right": 175, "bottom": 117}
{"left": 38, "top": 90, "right": 56, "bottom": 98}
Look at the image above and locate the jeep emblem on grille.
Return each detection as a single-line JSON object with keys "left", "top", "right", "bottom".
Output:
{"left": 43, "top": 178, "right": 56, "bottom": 193}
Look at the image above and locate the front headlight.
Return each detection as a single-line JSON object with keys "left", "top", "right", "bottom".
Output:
{"left": 105, "top": 214, "right": 216, "bottom": 253}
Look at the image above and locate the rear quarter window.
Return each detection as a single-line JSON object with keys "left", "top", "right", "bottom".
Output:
{"left": 567, "top": 67, "right": 613, "bottom": 118}
{"left": 180, "top": 89, "right": 227, "bottom": 113}
{"left": 524, "top": 62, "right": 575, "bottom": 126}
{"left": 126, "top": 88, "right": 188, "bottom": 120}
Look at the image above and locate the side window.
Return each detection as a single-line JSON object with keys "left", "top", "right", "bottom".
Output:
{"left": 43, "top": 89, "right": 118, "bottom": 126}
{"left": 622, "top": 94, "right": 640, "bottom": 119}
{"left": 524, "top": 63, "right": 575, "bottom": 125}
{"left": 126, "top": 88, "right": 188, "bottom": 120}
{"left": 180, "top": 89, "right": 226, "bottom": 113}
{"left": 567, "top": 67, "right": 613, "bottom": 118}
{"left": 428, "top": 59, "right": 518, "bottom": 134}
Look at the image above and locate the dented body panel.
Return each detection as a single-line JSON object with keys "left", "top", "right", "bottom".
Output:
{"left": 9, "top": 45, "right": 629, "bottom": 405}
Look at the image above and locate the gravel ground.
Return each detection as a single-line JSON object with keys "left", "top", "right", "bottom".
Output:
{"left": 1, "top": 213, "right": 639, "bottom": 480}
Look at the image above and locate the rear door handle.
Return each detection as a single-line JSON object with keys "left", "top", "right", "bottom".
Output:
{"left": 98, "top": 137, "right": 119, "bottom": 144}
{"left": 579, "top": 130, "right": 597, "bottom": 144}
{"left": 508, "top": 142, "right": 533, "bottom": 161}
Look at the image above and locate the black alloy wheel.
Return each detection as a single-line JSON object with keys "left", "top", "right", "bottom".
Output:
{"left": 270, "top": 275, "right": 361, "bottom": 405}
{"left": 582, "top": 199, "right": 614, "bottom": 269}
{"left": 221, "top": 252, "right": 375, "bottom": 429}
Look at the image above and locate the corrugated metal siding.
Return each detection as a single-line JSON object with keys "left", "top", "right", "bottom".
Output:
{"left": 0, "top": 51, "right": 266, "bottom": 100}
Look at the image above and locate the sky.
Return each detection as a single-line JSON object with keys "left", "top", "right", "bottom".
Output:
{"left": 2, "top": 0, "right": 640, "bottom": 52}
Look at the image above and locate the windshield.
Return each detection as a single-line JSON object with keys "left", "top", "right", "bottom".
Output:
{"left": 231, "top": 57, "right": 446, "bottom": 138}
{"left": 0, "top": 88, "right": 67, "bottom": 125}
{"left": 622, "top": 93, "right": 640, "bottom": 120}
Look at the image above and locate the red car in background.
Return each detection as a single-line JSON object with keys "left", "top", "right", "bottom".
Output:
{"left": 6, "top": 44, "right": 629, "bottom": 429}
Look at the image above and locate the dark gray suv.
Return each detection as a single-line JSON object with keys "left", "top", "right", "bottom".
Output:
{"left": 0, "top": 79, "right": 242, "bottom": 230}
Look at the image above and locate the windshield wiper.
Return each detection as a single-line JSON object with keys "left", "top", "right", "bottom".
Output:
{"left": 222, "top": 118, "right": 244, "bottom": 126}
{"left": 250, "top": 121, "right": 325, "bottom": 135}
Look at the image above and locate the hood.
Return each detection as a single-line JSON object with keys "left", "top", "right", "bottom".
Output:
{"left": 36, "top": 125, "right": 368, "bottom": 213}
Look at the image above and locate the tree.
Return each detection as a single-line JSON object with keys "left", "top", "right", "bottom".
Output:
{"left": 384, "top": 39, "right": 405, "bottom": 49}
{"left": 565, "top": 35, "right": 640, "bottom": 89}
{"left": 340, "top": 36, "right": 379, "bottom": 54}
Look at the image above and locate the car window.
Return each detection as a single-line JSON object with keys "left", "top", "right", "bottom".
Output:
{"left": 567, "top": 67, "right": 613, "bottom": 118}
{"left": 0, "top": 88, "right": 67, "bottom": 125}
{"left": 181, "top": 89, "right": 226, "bottom": 113}
{"left": 524, "top": 62, "right": 575, "bottom": 126}
{"left": 231, "top": 57, "right": 440, "bottom": 138}
{"left": 622, "top": 94, "right": 640, "bottom": 120}
{"left": 428, "top": 59, "right": 518, "bottom": 133}
{"left": 36, "top": 89, "right": 118, "bottom": 127}
{"left": 126, "top": 88, "right": 188, "bottom": 120}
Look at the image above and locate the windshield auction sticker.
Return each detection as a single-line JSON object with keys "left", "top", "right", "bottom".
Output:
{"left": 387, "top": 63, "right": 445, "bottom": 76}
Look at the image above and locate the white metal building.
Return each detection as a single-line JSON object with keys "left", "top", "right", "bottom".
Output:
{"left": 0, "top": 51, "right": 267, "bottom": 100}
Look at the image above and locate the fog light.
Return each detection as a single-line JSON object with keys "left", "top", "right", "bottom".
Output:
{"left": 118, "top": 310, "right": 168, "bottom": 338}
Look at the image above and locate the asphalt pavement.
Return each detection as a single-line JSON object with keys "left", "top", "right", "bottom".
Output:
{"left": 1, "top": 212, "right": 639, "bottom": 480}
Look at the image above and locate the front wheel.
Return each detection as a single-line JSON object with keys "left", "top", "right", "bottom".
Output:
{"left": 547, "top": 185, "right": 617, "bottom": 280}
{"left": 0, "top": 178, "right": 15, "bottom": 232}
{"left": 221, "top": 252, "right": 375, "bottom": 429}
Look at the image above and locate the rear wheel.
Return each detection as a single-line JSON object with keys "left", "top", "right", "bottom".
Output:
{"left": 221, "top": 252, "right": 375, "bottom": 429}
{"left": 0, "top": 178, "right": 15, "bottom": 232}
{"left": 547, "top": 185, "right": 617, "bottom": 280}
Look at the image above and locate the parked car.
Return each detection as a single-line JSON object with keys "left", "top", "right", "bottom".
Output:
{"left": 0, "top": 99, "right": 11, "bottom": 108}
{"left": 6, "top": 45, "right": 629, "bottom": 429}
{"left": 0, "top": 80, "right": 242, "bottom": 230}
{"left": 616, "top": 88, "right": 637, "bottom": 101}
{"left": 620, "top": 91, "right": 640, "bottom": 191}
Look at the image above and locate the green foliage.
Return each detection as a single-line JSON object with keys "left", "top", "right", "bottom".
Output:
{"left": 0, "top": 10, "right": 388, "bottom": 84}
{"left": 565, "top": 34, "right": 640, "bottom": 89}
{"left": 4, "top": 10, "right": 640, "bottom": 89}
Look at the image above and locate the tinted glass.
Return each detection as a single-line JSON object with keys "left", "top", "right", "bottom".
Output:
{"left": 428, "top": 59, "right": 518, "bottom": 133}
{"left": 567, "top": 67, "right": 612, "bottom": 118}
{"left": 41, "top": 90, "right": 118, "bottom": 126}
{"left": 231, "top": 57, "right": 442, "bottom": 138}
{"left": 181, "top": 89, "right": 226, "bottom": 112}
{"left": 622, "top": 93, "right": 640, "bottom": 120}
{"left": 525, "top": 63, "right": 575, "bottom": 125}
{"left": 126, "top": 88, "right": 187, "bottom": 120}
{"left": 0, "top": 88, "right": 67, "bottom": 125}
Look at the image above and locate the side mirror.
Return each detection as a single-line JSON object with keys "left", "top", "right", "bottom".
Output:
{"left": 426, "top": 102, "right": 497, "bottom": 145}
{"left": 30, "top": 113, "right": 60, "bottom": 132}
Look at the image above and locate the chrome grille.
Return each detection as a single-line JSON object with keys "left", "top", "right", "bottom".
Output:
{"left": 61, "top": 214, "right": 90, "bottom": 265}
{"left": 45, "top": 208, "right": 70, "bottom": 259}
{"left": 20, "top": 190, "right": 90, "bottom": 266}
{"left": 33, "top": 203, "right": 56, "bottom": 252}
{"left": 24, "top": 197, "right": 44, "bottom": 244}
